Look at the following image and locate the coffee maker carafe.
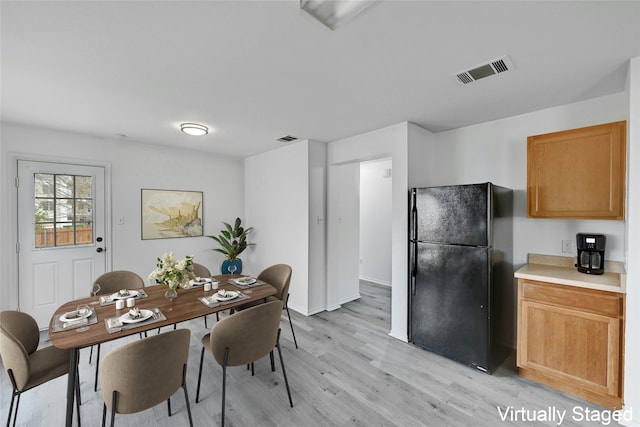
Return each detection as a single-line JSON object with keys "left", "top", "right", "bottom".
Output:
{"left": 576, "top": 233, "right": 606, "bottom": 275}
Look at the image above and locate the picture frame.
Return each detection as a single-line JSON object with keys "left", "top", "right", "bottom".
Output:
{"left": 141, "top": 189, "right": 203, "bottom": 239}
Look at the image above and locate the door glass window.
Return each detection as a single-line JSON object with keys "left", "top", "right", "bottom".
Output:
{"left": 34, "top": 173, "right": 94, "bottom": 248}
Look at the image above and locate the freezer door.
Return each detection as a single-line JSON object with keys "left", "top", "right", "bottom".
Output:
{"left": 414, "top": 183, "right": 489, "bottom": 246}
{"left": 410, "top": 243, "right": 490, "bottom": 371}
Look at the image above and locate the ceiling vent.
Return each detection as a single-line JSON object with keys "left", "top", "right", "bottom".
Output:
{"left": 453, "top": 55, "right": 514, "bottom": 85}
{"left": 277, "top": 135, "right": 298, "bottom": 143}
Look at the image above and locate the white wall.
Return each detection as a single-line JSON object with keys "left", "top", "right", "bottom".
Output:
{"left": 433, "top": 92, "right": 628, "bottom": 268}
{"left": 244, "top": 141, "right": 310, "bottom": 314}
{"left": 359, "top": 158, "right": 392, "bottom": 286}
{"left": 308, "top": 141, "right": 327, "bottom": 314}
{"left": 327, "top": 122, "right": 415, "bottom": 341}
{"left": 0, "top": 122, "right": 244, "bottom": 310}
{"left": 408, "top": 123, "right": 438, "bottom": 188}
{"left": 622, "top": 56, "right": 640, "bottom": 427}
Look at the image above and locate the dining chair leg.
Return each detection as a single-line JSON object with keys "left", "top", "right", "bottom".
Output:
{"left": 270, "top": 350, "right": 275, "bottom": 371}
{"left": 6, "top": 389, "right": 15, "bottom": 427}
{"left": 94, "top": 344, "right": 101, "bottom": 392}
{"left": 286, "top": 294, "right": 299, "bottom": 349}
{"left": 101, "top": 403, "right": 107, "bottom": 427}
{"left": 195, "top": 347, "right": 205, "bottom": 403}
{"left": 221, "top": 349, "right": 229, "bottom": 427}
{"left": 12, "top": 393, "right": 20, "bottom": 427}
{"left": 75, "top": 364, "right": 82, "bottom": 405}
{"left": 251, "top": 362, "right": 254, "bottom": 376}
{"left": 204, "top": 315, "right": 208, "bottom": 329}
{"left": 182, "top": 364, "right": 194, "bottom": 427}
{"left": 276, "top": 329, "right": 293, "bottom": 407}
{"left": 109, "top": 390, "right": 117, "bottom": 427}
{"left": 6, "top": 370, "right": 18, "bottom": 427}
{"left": 167, "top": 397, "right": 172, "bottom": 416}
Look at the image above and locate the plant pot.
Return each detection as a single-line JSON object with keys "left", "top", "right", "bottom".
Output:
{"left": 221, "top": 259, "right": 242, "bottom": 275}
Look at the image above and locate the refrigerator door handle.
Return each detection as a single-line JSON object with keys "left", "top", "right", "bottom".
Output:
{"left": 411, "top": 273, "right": 416, "bottom": 296}
{"left": 409, "top": 242, "right": 417, "bottom": 296}
{"left": 410, "top": 189, "right": 417, "bottom": 242}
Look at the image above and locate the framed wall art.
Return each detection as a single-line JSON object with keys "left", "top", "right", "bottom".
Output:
{"left": 141, "top": 189, "right": 203, "bottom": 239}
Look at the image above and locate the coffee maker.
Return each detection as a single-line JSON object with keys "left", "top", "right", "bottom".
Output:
{"left": 576, "top": 233, "right": 606, "bottom": 275}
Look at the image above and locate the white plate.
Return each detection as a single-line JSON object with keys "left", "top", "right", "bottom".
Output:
{"left": 60, "top": 309, "right": 92, "bottom": 322}
{"left": 214, "top": 290, "right": 239, "bottom": 301}
{"left": 110, "top": 290, "right": 139, "bottom": 300}
{"left": 235, "top": 277, "right": 256, "bottom": 285}
{"left": 119, "top": 309, "right": 153, "bottom": 324}
{"left": 190, "top": 278, "right": 215, "bottom": 286}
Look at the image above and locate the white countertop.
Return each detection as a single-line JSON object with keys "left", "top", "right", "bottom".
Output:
{"left": 514, "top": 254, "right": 626, "bottom": 294}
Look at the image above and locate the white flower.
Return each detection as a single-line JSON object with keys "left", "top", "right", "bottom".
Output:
{"left": 149, "top": 253, "right": 195, "bottom": 290}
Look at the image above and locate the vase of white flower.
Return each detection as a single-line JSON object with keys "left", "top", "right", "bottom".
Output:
{"left": 148, "top": 252, "right": 196, "bottom": 293}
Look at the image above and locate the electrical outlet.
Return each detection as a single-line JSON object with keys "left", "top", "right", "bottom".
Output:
{"left": 562, "top": 240, "right": 571, "bottom": 253}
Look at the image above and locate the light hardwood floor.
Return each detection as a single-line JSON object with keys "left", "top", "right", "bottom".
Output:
{"left": 1, "top": 281, "right": 621, "bottom": 426}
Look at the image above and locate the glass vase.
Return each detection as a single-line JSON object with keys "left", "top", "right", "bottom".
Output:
{"left": 165, "top": 288, "right": 178, "bottom": 311}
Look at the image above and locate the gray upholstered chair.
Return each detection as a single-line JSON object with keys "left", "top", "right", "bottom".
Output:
{"left": 193, "top": 263, "right": 211, "bottom": 278}
{"left": 90, "top": 270, "right": 145, "bottom": 391}
{"left": 99, "top": 329, "right": 193, "bottom": 427}
{"left": 236, "top": 264, "right": 298, "bottom": 348}
{"left": 193, "top": 263, "right": 218, "bottom": 327}
{"left": 195, "top": 300, "right": 293, "bottom": 427}
{"left": 0, "top": 310, "right": 81, "bottom": 427}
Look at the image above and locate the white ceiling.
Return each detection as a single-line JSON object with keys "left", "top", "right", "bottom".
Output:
{"left": 2, "top": 1, "right": 639, "bottom": 158}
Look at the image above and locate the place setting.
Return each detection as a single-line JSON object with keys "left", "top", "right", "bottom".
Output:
{"left": 99, "top": 288, "right": 149, "bottom": 306}
{"left": 51, "top": 304, "right": 99, "bottom": 332}
{"left": 199, "top": 287, "right": 250, "bottom": 308}
{"left": 228, "top": 275, "right": 265, "bottom": 289}
{"left": 188, "top": 276, "right": 219, "bottom": 290}
{"left": 104, "top": 306, "right": 167, "bottom": 333}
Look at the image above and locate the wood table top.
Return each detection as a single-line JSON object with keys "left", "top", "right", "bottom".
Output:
{"left": 49, "top": 274, "right": 276, "bottom": 350}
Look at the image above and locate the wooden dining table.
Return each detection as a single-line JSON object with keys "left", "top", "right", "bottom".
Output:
{"left": 49, "top": 274, "right": 276, "bottom": 427}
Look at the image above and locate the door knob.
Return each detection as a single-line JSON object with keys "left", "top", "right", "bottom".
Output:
{"left": 96, "top": 247, "right": 104, "bottom": 253}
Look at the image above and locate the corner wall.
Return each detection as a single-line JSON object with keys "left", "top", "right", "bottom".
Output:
{"left": 244, "top": 140, "right": 315, "bottom": 315}
{"left": 622, "top": 56, "right": 640, "bottom": 427}
{"left": 0, "top": 123, "right": 244, "bottom": 310}
{"left": 360, "top": 158, "right": 392, "bottom": 286}
{"left": 327, "top": 122, "right": 413, "bottom": 341}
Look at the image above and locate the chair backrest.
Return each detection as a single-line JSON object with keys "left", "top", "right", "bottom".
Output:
{"left": 99, "top": 329, "right": 191, "bottom": 414}
{"left": 257, "top": 264, "right": 292, "bottom": 303}
{"left": 0, "top": 311, "right": 39, "bottom": 390}
{"left": 92, "top": 270, "right": 145, "bottom": 296}
{"left": 193, "top": 263, "right": 211, "bottom": 278}
{"left": 210, "top": 300, "right": 284, "bottom": 367}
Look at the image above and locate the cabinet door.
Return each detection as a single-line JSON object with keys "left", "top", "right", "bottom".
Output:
{"left": 518, "top": 300, "right": 621, "bottom": 398}
{"left": 527, "top": 121, "right": 626, "bottom": 219}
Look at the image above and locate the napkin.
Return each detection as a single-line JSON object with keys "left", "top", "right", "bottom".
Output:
{"left": 107, "top": 318, "right": 123, "bottom": 329}
{"left": 62, "top": 318, "right": 89, "bottom": 329}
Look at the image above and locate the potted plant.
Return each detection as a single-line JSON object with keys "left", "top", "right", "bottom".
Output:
{"left": 207, "top": 217, "right": 255, "bottom": 274}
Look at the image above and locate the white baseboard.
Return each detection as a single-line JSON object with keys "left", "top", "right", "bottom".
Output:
{"left": 359, "top": 276, "right": 392, "bottom": 287}
{"left": 388, "top": 329, "right": 408, "bottom": 342}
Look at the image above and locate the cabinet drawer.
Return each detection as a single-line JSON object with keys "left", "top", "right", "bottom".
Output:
{"left": 520, "top": 280, "right": 623, "bottom": 317}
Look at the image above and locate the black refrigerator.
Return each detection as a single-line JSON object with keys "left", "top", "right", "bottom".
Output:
{"left": 408, "top": 183, "right": 513, "bottom": 374}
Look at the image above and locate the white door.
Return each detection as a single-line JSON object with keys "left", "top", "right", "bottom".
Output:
{"left": 326, "top": 163, "right": 360, "bottom": 310}
{"left": 17, "top": 160, "right": 107, "bottom": 328}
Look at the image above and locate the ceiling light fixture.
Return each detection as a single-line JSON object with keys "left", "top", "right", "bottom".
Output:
{"left": 300, "top": 0, "right": 376, "bottom": 30}
{"left": 180, "top": 123, "right": 208, "bottom": 136}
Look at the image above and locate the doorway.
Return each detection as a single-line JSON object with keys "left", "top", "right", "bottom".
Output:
{"left": 359, "top": 158, "right": 392, "bottom": 286}
{"left": 17, "top": 160, "right": 107, "bottom": 328}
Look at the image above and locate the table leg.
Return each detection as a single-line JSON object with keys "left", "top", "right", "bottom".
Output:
{"left": 65, "top": 348, "right": 79, "bottom": 427}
